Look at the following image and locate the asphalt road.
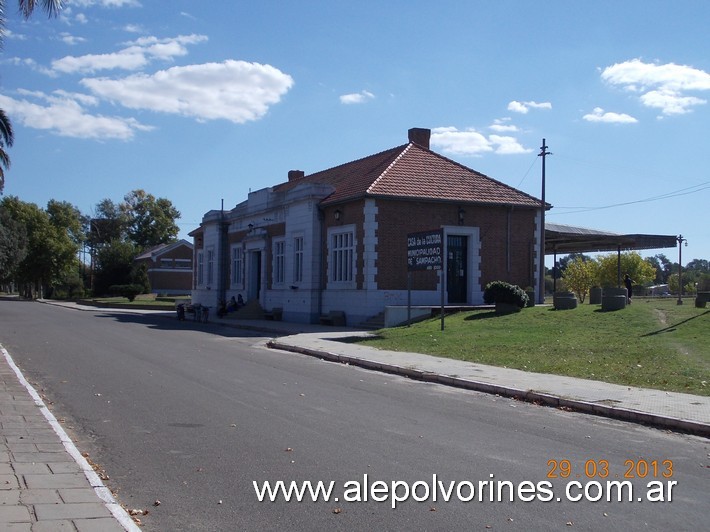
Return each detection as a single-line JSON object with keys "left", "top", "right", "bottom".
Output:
{"left": 0, "top": 299, "right": 707, "bottom": 531}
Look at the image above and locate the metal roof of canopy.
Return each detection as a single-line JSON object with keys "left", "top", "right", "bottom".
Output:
{"left": 545, "top": 223, "right": 677, "bottom": 254}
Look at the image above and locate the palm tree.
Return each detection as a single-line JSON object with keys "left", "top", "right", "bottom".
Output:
{"left": 17, "top": 0, "right": 63, "bottom": 19}
{"left": 0, "top": 0, "right": 62, "bottom": 193}
{"left": 0, "top": 109, "right": 13, "bottom": 193}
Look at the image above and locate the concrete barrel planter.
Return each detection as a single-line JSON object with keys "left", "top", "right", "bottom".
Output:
{"left": 553, "top": 291, "right": 578, "bottom": 310}
{"left": 589, "top": 287, "right": 602, "bottom": 305}
{"left": 525, "top": 289, "right": 535, "bottom": 307}
{"left": 602, "top": 287, "right": 627, "bottom": 311}
{"left": 495, "top": 302, "right": 522, "bottom": 314}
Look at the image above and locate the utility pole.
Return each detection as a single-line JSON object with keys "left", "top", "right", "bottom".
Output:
{"left": 676, "top": 234, "right": 687, "bottom": 305}
{"left": 538, "top": 139, "right": 551, "bottom": 304}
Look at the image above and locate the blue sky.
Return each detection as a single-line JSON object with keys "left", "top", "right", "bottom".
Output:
{"left": 2, "top": 0, "right": 708, "bottom": 265}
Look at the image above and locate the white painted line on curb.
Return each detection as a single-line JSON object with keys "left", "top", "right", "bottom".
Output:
{"left": 1, "top": 344, "right": 141, "bottom": 532}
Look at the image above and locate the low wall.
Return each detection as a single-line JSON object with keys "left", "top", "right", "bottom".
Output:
{"left": 385, "top": 306, "right": 433, "bottom": 328}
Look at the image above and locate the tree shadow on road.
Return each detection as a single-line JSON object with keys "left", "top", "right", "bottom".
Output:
{"left": 92, "top": 311, "right": 276, "bottom": 339}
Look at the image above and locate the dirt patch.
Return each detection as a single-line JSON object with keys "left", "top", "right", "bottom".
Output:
{"left": 654, "top": 308, "right": 669, "bottom": 327}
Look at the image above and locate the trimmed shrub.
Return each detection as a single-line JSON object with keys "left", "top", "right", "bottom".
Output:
{"left": 108, "top": 284, "right": 143, "bottom": 302}
{"left": 483, "top": 281, "right": 529, "bottom": 309}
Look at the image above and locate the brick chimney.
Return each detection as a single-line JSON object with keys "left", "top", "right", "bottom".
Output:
{"left": 288, "top": 170, "right": 305, "bottom": 181}
{"left": 408, "top": 128, "right": 430, "bottom": 149}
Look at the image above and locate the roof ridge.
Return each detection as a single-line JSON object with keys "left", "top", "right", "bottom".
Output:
{"left": 419, "top": 144, "right": 548, "bottom": 207}
{"left": 306, "top": 143, "right": 407, "bottom": 179}
{"left": 366, "top": 143, "right": 413, "bottom": 194}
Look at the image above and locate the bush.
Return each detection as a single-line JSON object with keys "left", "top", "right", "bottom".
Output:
{"left": 108, "top": 284, "right": 144, "bottom": 302}
{"left": 483, "top": 281, "right": 529, "bottom": 308}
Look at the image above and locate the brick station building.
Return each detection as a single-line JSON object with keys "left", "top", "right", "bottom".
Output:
{"left": 190, "top": 128, "right": 547, "bottom": 326}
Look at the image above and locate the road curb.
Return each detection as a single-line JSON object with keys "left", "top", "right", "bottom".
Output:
{"left": 267, "top": 340, "right": 710, "bottom": 439}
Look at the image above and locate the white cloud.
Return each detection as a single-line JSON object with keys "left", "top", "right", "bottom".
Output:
{"left": 489, "top": 118, "right": 519, "bottom": 133}
{"left": 601, "top": 58, "right": 710, "bottom": 115}
{"left": 3, "top": 29, "right": 27, "bottom": 41}
{"left": 80, "top": 60, "right": 294, "bottom": 123}
{"left": 123, "top": 24, "right": 144, "bottom": 33}
{"left": 431, "top": 127, "right": 493, "bottom": 156}
{"left": 60, "top": 33, "right": 87, "bottom": 45}
{"left": 489, "top": 135, "right": 532, "bottom": 154}
{"left": 339, "top": 90, "right": 375, "bottom": 104}
{"left": 66, "top": 0, "right": 141, "bottom": 7}
{"left": 53, "top": 50, "right": 149, "bottom": 73}
{"left": 507, "top": 100, "right": 552, "bottom": 114}
{"left": 0, "top": 92, "right": 152, "bottom": 140}
{"left": 51, "top": 34, "right": 208, "bottom": 74}
{"left": 431, "top": 127, "right": 531, "bottom": 156}
{"left": 640, "top": 89, "right": 706, "bottom": 115}
{"left": 583, "top": 107, "right": 638, "bottom": 124}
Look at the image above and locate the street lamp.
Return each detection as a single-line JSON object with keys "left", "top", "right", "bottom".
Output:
{"left": 676, "top": 234, "right": 687, "bottom": 305}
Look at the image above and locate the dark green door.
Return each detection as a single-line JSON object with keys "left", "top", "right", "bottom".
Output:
{"left": 447, "top": 235, "right": 467, "bottom": 303}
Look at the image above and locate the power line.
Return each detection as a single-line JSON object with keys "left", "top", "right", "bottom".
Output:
{"left": 516, "top": 153, "right": 540, "bottom": 188}
{"left": 549, "top": 181, "right": 710, "bottom": 216}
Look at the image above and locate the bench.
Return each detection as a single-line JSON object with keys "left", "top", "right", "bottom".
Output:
{"left": 696, "top": 291, "right": 710, "bottom": 308}
{"left": 263, "top": 307, "right": 283, "bottom": 321}
{"left": 186, "top": 303, "right": 209, "bottom": 322}
{"left": 319, "top": 310, "right": 346, "bottom": 326}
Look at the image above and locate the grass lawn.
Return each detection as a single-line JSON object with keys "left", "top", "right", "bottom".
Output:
{"left": 83, "top": 294, "right": 188, "bottom": 307}
{"left": 355, "top": 299, "right": 710, "bottom": 396}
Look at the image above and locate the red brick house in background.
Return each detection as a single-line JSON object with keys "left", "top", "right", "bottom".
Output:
{"left": 134, "top": 239, "right": 193, "bottom": 295}
{"left": 190, "top": 128, "right": 548, "bottom": 325}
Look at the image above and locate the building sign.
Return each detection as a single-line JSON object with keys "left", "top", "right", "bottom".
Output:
{"left": 407, "top": 229, "right": 443, "bottom": 271}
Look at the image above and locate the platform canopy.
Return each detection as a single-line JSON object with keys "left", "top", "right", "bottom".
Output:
{"left": 545, "top": 223, "right": 677, "bottom": 255}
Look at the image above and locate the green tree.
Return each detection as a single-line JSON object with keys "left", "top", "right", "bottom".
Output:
{"left": 562, "top": 257, "right": 598, "bottom": 303}
{"left": 47, "top": 199, "right": 84, "bottom": 245}
{"left": 654, "top": 253, "right": 673, "bottom": 283}
{"left": 555, "top": 253, "right": 592, "bottom": 279}
{"left": 92, "top": 238, "right": 151, "bottom": 297}
{"left": 1, "top": 196, "right": 81, "bottom": 298}
{"left": 0, "top": 201, "right": 27, "bottom": 285}
{"left": 645, "top": 255, "right": 666, "bottom": 284}
{"left": 596, "top": 251, "right": 656, "bottom": 289}
{"left": 93, "top": 239, "right": 136, "bottom": 296}
{"left": 121, "top": 189, "right": 181, "bottom": 249}
{"left": 668, "top": 273, "right": 698, "bottom": 297}
{"left": 87, "top": 198, "right": 130, "bottom": 255}
{"left": 685, "top": 259, "right": 709, "bottom": 274}
{"left": 88, "top": 190, "right": 179, "bottom": 295}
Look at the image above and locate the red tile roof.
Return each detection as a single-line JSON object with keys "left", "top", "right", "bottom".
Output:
{"left": 274, "top": 142, "right": 544, "bottom": 208}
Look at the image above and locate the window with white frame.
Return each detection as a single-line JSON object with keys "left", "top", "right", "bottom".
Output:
{"left": 231, "top": 245, "right": 243, "bottom": 286}
{"left": 197, "top": 251, "right": 204, "bottom": 285}
{"left": 273, "top": 239, "right": 285, "bottom": 285}
{"left": 330, "top": 230, "right": 354, "bottom": 283}
{"left": 293, "top": 236, "right": 304, "bottom": 284}
{"left": 175, "top": 259, "right": 191, "bottom": 269}
{"left": 206, "top": 247, "right": 214, "bottom": 285}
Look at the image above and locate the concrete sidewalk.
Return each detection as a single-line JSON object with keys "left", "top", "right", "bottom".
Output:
{"left": 0, "top": 344, "right": 140, "bottom": 531}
